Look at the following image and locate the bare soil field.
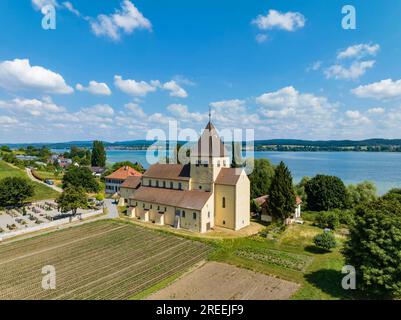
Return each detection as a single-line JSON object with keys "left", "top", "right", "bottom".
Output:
{"left": 147, "top": 261, "right": 300, "bottom": 300}
{"left": 0, "top": 220, "right": 211, "bottom": 300}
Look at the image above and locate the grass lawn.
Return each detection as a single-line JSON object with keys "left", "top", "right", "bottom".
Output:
{"left": 207, "top": 223, "right": 355, "bottom": 300}
{"left": 0, "top": 160, "right": 60, "bottom": 202}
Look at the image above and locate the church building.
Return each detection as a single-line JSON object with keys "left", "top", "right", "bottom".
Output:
{"left": 125, "top": 121, "right": 250, "bottom": 233}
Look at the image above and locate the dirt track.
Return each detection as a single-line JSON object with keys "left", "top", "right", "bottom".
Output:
{"left": 147, "top": 261, "right": 300, "bottom": 300}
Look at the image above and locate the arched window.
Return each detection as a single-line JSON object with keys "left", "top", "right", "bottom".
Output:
{"left": 222, "top": 197, "right": 226, "bottom": 208}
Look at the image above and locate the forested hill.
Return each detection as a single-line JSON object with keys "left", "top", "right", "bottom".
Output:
{"left": 4, "top": 138, "right": 401, "bottom": 152}
{"left": 253, "top": 139, "right": 401, "bottom": 151}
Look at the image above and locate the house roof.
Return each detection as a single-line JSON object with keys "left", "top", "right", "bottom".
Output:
{"left": 254, "top": 195, "right": 302, "bottom": 206}
{"left": 130, "top": 187, "right": 212, "bottom": 210}
{"left": 191, "top": 121, "right": 228, "bottom": 158}
{"left": 120, "top": 176, "right": 142, "bottom": 189}
{"left": 90, "top": 166, "right": 106, "bottom": 174}
{"left": 142, "top": 163, "right": 190, "bottom": 181}
{"left": 215, "top": 168, "right": 243, "bottom": 186}
{"left": 106, "top": 166, "right": 142, "bottom": 180}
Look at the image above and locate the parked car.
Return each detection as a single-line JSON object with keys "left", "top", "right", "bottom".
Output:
{"left": 44, "top": 179, "right": 54, "bottom": 185}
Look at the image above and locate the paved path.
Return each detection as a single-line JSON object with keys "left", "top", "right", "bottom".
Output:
{"left": 25, "top": 168, "right": 63, "bottom": 193}
{"left": 104, "top": 199, "right": 119, "bottom": 219}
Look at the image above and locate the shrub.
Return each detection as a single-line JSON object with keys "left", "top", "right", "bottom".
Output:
{"left": 315, "top": 211, "right": 340, "bottom": 230}
{"left": 313, "top": 231, "right": 337, "bottom": 251}
{"left": 95, "top": 193, "right": 105, "bottom": 201}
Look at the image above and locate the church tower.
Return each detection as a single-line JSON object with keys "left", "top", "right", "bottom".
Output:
{"left": 190, "top": 121, "right": 230, "bottom": 192}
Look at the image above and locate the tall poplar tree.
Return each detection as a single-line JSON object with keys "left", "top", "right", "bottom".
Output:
{"left": 91, "top": 141, "right": 106, "bottom": 167}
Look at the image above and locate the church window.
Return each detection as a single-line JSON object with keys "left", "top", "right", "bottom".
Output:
{"left": 193, "top": 212, "right": 196, "bottom": 220}
{"left": 208, "top": 211, "right": 210, "bottom": 218}
{"left": 182, "top": 211, "right": 186, "bottom": 218}
{"left": 222, "top": 197, "right": 226, "bottom": 208}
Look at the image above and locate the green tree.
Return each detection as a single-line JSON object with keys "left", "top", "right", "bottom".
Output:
{"left": 63, "top": 166, "right": 99, "bottom": 192}
{"left": 248, "top": 159, "right": 275, "bottom": 199}
{"left": 0, "top": 145, "right": 11, "bottom": 152}
{"left": 268, "top": 161, "right": 296, "bottom": 221}
{"left": 305, "top": 175, "right": 348, "bottom": 211}
{"left": 343, "top": 199, "right": 401, "bottom": 298}
{"left": 231, "top": 141, "right": 243, "bottom": 168}
{"left": 56, "top": 187, "right": 88, "bottom": 216}
{"left": 111, "top": 161, "right": 145, "bottom": 173}
{"left": 347, "top": 181, "right": 377, "bottom": 208}
{"left": 313, "top": 231, "right": 337, "bottom": 251}
{"left": 250, "top": 199, "right": 261, "bottom": 214}
{"left": 91, "top": 141, "right": 106, "bottom": 167}
{"left": 295, "top": 176, "right": 310, "bottom": 208}
{"left": 382, "top": 188, "right": 401, "bottom": 204}
{"left": 0, "top": 177, "right": 34, "bottom": 207}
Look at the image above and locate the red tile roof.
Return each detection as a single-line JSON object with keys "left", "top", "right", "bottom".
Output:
{"left": 143, "top": 163, "right": 190, "bottom": 181}
{"left": 120, "top": 176, "right": 142, "bottom": 189}
{"left": 215, "top": 168, "right": 243, "bottom": 186}
{"left": 106, "top": 166, "right": 142, "bottom": 180}
{"left": 130, "top": 186, "right": 212, "bottom": 210}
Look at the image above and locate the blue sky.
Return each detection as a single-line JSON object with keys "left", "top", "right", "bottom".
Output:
{"left": 1, "top": 0, "right": 401, "bottom": 143}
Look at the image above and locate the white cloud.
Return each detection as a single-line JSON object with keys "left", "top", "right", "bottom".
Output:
{"left": 307, "top": 61, "right": 322, "bottom": 72}
{"left": 337, "top": 43, "right": 380, "bottom": 60}
{"left": 31, "top": 0, "right": 58, "bottom": 10}
{"left": 351, "top": 79, "right": 401, "bottom": 100}
{"left": 114, "top": 75, "right": 158, "bottom": 97}
{"left": 62, "top": 1, "right": 80, "bottom": 16}
{"left": 367, "top": 107, "right": 385, "bottom": 114}
{"left": 90, "top": 0, "right": 151, "bottom": 41}
{"left": 76, "top": 81, "right": 111, "bottom": 95}
{"left": 124, "top": 102, "right": 146, "bottom": 118}
{"left": 0, "top": 97, "right": 65, "bottom": 116}
{"left": 0, "top": 116, "right": 18, "bottom": 125}
{"left": 255, "top": 86, "right": 338, "bottom": 137}
{"left": 167, "top": 104, "right": 205, "bottom": 122}
{"left": 325, "top": 60, "right": 375, "bottom": 80}
{"left": 343, "top": 110, "right": 371, "bottom": 126}
{"left": 81, "top": 104, "right": 114, "bottom": 116}
{"left": 210, "top": 99, "right": 246, "bottom": 110}
{"left": 0, "top": 59, "right": 73, "bottom": 94}
{"left": 255, "top": 34, "right": 268, "bottom": 43}
{"left": 162, "top": 81, "right": 188, "bottom": 98}
{"left": 252, "top": 9, "right": 305, "bottom": 31}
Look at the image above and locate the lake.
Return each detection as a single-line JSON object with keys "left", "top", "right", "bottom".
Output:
{"left": 53, "top": 149, "right": 401, "bottom": 194}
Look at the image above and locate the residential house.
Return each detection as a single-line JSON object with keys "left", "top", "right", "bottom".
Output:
{"left": 255, "top": 195, "right": 302, "bottom": 223}
{"left": 105, "top": 166, "right": 142, "bottom": 194}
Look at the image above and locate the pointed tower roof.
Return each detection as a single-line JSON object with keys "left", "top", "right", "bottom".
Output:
{"left": 191, "top": 121, "right": 228, "bottom": 157}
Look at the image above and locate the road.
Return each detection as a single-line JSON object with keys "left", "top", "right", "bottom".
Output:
{"left": 25, "top": 168, "right": 63, "bottom": 193}
{"left": 104, "top": 199, "right": 119, "bottom": 219}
